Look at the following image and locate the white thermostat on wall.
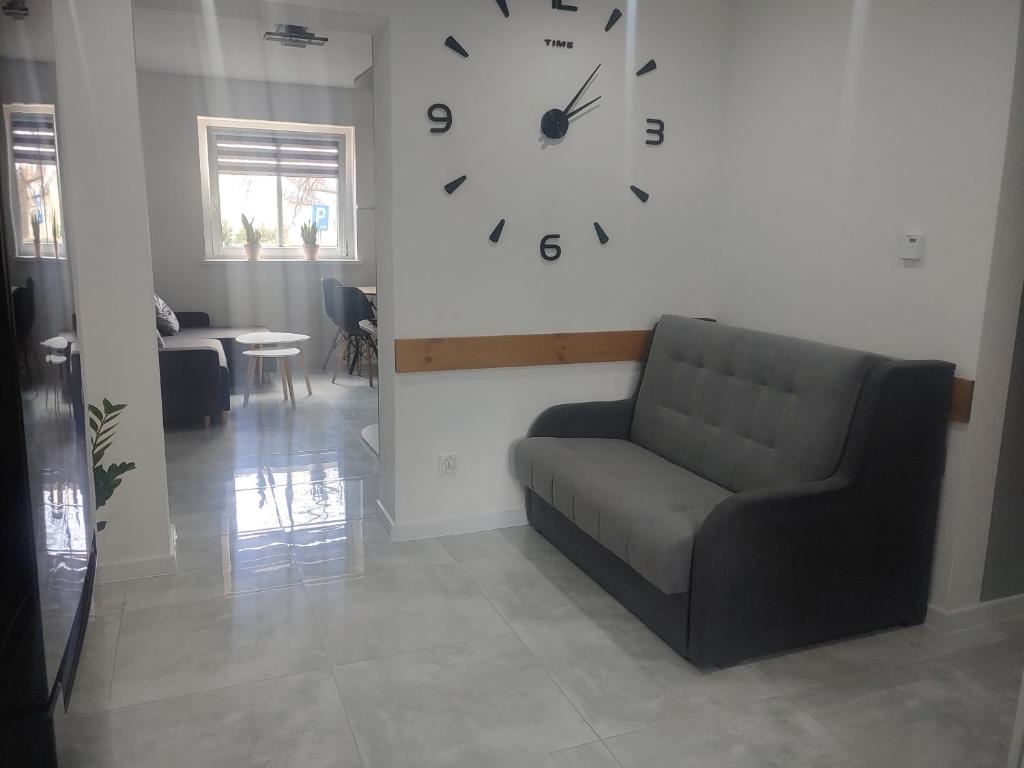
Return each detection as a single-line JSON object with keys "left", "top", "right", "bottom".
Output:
{"left": 902, "top": 233, "right": 926, "bottom": 262}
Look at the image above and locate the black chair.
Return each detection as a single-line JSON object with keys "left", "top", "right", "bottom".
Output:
{"left": 332, "top": 286, "right": 376, "bottom": 384}
{"left": 320, "top": 277, "right": 346, "bottom": 370}
{"left": 12, "top": 278, "right": 36, "bottom": 386}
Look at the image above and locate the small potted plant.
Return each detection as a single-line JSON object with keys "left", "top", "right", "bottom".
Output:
{"left": 31, "top": 216, "right": 41, "bottom": 259}
{"left": 241, "top": 213, "right": 261, "bottom": 260}
{"left": 301, "top": 221, "right": 319, "bottom": 261}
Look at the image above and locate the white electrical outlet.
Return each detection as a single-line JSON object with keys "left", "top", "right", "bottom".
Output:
{"left": 438, "top": 454, "right": 457, "bottom": 474}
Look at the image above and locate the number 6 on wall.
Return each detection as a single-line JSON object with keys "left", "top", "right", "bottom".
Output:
{"left": 540, "top": 234, "right": 562, "bottom": 262}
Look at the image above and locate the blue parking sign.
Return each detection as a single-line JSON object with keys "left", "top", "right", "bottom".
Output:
{"left": 312, "top": 205, "right": 330, "bottom": 231}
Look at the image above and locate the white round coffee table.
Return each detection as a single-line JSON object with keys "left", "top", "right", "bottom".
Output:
{"left": 236, "top": 331, "right": 312, "bottom": 398}
{"left": 243, "top": 348, "right": 302, "bottom": 408}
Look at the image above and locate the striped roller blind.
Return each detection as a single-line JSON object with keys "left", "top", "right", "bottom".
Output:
{"left": 211, "top": 129, "right": 342, "bottom": 179}
{"left": 9, "top": 112, "right": 57, "bottom": 165}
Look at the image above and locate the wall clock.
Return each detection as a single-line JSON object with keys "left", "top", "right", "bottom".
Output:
{"left": 430, "top": 1, "right": 663, "bottom": 263}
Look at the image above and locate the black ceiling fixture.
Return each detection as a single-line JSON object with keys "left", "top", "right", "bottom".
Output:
{"left": 2, "top": 1, "right": 29, "bottom": 20}
{"left": 263, "top": 24, "right": 327, "bottom": 48}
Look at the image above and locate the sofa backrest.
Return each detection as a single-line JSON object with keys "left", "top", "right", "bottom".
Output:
{"left": 631, "top": 316, "right": 882, "bottom": 492}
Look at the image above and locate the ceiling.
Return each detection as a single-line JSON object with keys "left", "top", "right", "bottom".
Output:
{"left": 0, "top": 0, "right": 375, "bottom": 89}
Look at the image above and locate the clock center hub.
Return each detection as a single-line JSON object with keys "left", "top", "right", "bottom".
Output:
{"left": 541, "top": 108, "right": 570, "bottom": 140}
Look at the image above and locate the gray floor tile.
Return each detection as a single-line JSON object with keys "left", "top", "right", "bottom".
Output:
{"left": 943, "top": 635, "right": 1024, "bottom": 701}
{"left": 111, "top": 586, "right": 328, "bottom": 707}
{"left": 461, "top": 551, "right": 628, "bottom": 634}
{"left": 334, "top": 634, "right": 596, "bottom": 768}
{"left": 751, "top": 628, "right": 929, "bottom": 692}
{"left": 520, "top": 612, "right": 774, "bottom": 737}
{"left": 173, "top": 530, "right": 294, "bottom": 572}
{"left": 123, "top": 561, "right": 301, "bottom": 611}
{"left": 893, "top": 622, "right": 1015, "bottom": 660}
{"left": 605, "top": 698, "right": 866, "bottom": 768}
{"left": 69, "top": 613, "right": 121, "bottom": 714}
{"left": 90, "top": 582, "right": 126, "bottom": 616}
{"left": 293, "top": 517, "right": 453, "bottom": 582}
{"left": 785, "top": 659, "right": 1014, "bottom": 768}
{"left": 441, "top": 528, "right": 533, "bottom": 562}
{"left": 440, "top": 525, "right": 554, "bottom": 562}
{"left": 306, "top": 562, "right": 510, "bottom": 665}
{"left": 60, "top": 670, "right": 361, "bottom": 768}
{"left": 495, "top": 742, "right": 622, "bottom": 768}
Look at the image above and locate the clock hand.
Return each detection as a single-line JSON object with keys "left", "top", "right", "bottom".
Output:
{"left": 564, "top": 64, "right": 601, "bottom": 114}
{"left": 566, "top": 95, "right": 602, "bottom": 119}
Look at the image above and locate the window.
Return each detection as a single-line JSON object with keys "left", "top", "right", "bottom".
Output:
{"left": 4, "top": 104, "right": 65, "bottom": 259}
{"left": 197, "top": 117, "right": 356, "bottom": 261}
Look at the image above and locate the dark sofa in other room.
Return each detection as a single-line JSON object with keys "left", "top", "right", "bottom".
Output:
{"left": 513, "top": 315, "right": 955, "bottom": 669}
{"left": 158, "top": 312, "right": 267, "bottom": 423}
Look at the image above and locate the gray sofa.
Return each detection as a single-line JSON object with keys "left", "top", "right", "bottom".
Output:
{"left": 158, "top": 312, "right": 268, "bottom": 422}
{"left": 513, "top": 316, "right": 955, "bottom": 668}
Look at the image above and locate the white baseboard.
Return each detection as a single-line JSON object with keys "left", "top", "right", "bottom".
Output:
{"left": 927, "top": 592, "right": 1024, "bottom": 633}
{"left": 97, "top": 523, "right": 178, "bottom": 583}
{"left": 376, "top": 498, "right": 394, "bottom": 534}
{"left": 390, "top": 507, "right": 528, "bottom": 542}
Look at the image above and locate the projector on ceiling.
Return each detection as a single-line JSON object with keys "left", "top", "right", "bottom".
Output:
{"left": 263, "top": 24, "right": 327, "bottom": 48}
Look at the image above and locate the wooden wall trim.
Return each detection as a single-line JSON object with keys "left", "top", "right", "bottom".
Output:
{"left": 394, "top": 331, "right": 651, "bottom": 373}
{"left": 394, "top": 330, "right": 975, "bottom": 424}
{"left": 951, "top": 377, "right": 975, "bottom": 425}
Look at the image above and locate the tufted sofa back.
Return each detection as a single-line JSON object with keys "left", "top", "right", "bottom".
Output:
{"left": 631, "top": 316, "right": 882, "bottom": 493}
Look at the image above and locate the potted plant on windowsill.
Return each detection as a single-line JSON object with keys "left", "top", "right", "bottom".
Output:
{"left": 241, "top": 213, "right": 261, "bottom": 260}
{"left": 301, "top": 221, "right": 319, "bottom": 261}
{"left": 31, "top": 217, "right": 41, "bottom": 259}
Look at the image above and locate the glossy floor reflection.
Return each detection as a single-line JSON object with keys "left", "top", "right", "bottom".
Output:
{"left": 58, "top": 372, "right": 1021, "bottom": 767}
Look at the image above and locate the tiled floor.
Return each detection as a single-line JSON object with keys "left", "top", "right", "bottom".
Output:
{"left": 56, "top": 372, "right": 1022, "bottom": 767}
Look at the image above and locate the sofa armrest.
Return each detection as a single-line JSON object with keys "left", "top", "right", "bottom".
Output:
{"left": 527, "top": 398, "right": 635, "bottom": 440}
{"left": 688, "top": 476, "right": 865, "bottom": 668}
{"left": 158, "top": 347, "right": 227, "bottom": 420}
{"left": 175, "top": 312, "right": 211, "bottom": 329}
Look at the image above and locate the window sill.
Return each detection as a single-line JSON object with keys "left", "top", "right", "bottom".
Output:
{"left": 203, "top": 258, "right": 364, "bottom": 265}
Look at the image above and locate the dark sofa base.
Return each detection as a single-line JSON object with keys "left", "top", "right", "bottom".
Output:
{"left": 526, "top": 490, "right": 690, "bottom": 659}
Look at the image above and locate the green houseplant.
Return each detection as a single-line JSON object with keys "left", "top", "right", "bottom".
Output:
{"left": 241, "top": 213, "right": 261, "bottom": 260}
{"left": 301, "top": 221, "right": 319, "bottom": 261}
{"left": 88, "top": 398, "right": 137, "bottom": 531}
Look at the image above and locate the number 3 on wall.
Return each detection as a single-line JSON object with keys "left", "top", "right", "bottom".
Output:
{"left": 540, "top": 234, "right": 562, "bottom": 262}
{"left": 646, "top": 118, "right": 665, "bottom": 146}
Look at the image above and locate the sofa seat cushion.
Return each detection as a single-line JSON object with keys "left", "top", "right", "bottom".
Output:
{"left": 159, "top": 335, "right": 228, "bottom": 370}
{"left": 513, "top": 437, "right": 732, "bottom": 595}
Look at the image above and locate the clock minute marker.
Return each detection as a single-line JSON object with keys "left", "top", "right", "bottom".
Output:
{"left": 630, "top": 185, "right": 650, "bottom": 203}
{"left": 444, "top": 36, "right": 469, "bottom": 58}
{"left": 594, "top": 222, "right": 610, "bottom": 245}
{"left": 444, "top": 175, "right": 468, "bottom": 195}
{"left": 489, "top": 219, "right": 506, "bottom": 243}
{"left": 637, "top": 59, "right": 657, "bottom": 76}
{"left": 495, "top": 0, "right": 510, "bottom": 17}
{"left": 605, "top": 9, "right": 623, "bottom": 31}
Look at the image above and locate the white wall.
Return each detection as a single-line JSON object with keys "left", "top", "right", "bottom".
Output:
{"left": 715, "top": 0, "right": 1023, "bottom": 615}
{"left": 135, "top": 70, "right": 375, "bottom": 362}
{"left": 377, "top": 0, "right": 730, "bottom": 537}
{"left": 53, "top": 0, "right": 174, "bottom": 580}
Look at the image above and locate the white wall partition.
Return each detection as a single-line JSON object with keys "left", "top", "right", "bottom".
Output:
{"left": 53, "top": 0, "right": 174, "bottom": 580}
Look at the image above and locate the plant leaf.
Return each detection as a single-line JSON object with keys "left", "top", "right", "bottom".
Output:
{"left": 88, "top": 404, "right": 103, "bottom": 422}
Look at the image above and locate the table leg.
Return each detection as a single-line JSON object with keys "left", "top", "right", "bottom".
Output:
{"left": 284, "top": 359, "right": 297, "bottom": 409}
{"left": 280, "top": 361, "right": 289, "bottom": 401}
{"left": 243, "top": 356, "right": 257, "bottom": 407}
{"left": 299, "top": 348, "right": 312, "bottom": 395}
